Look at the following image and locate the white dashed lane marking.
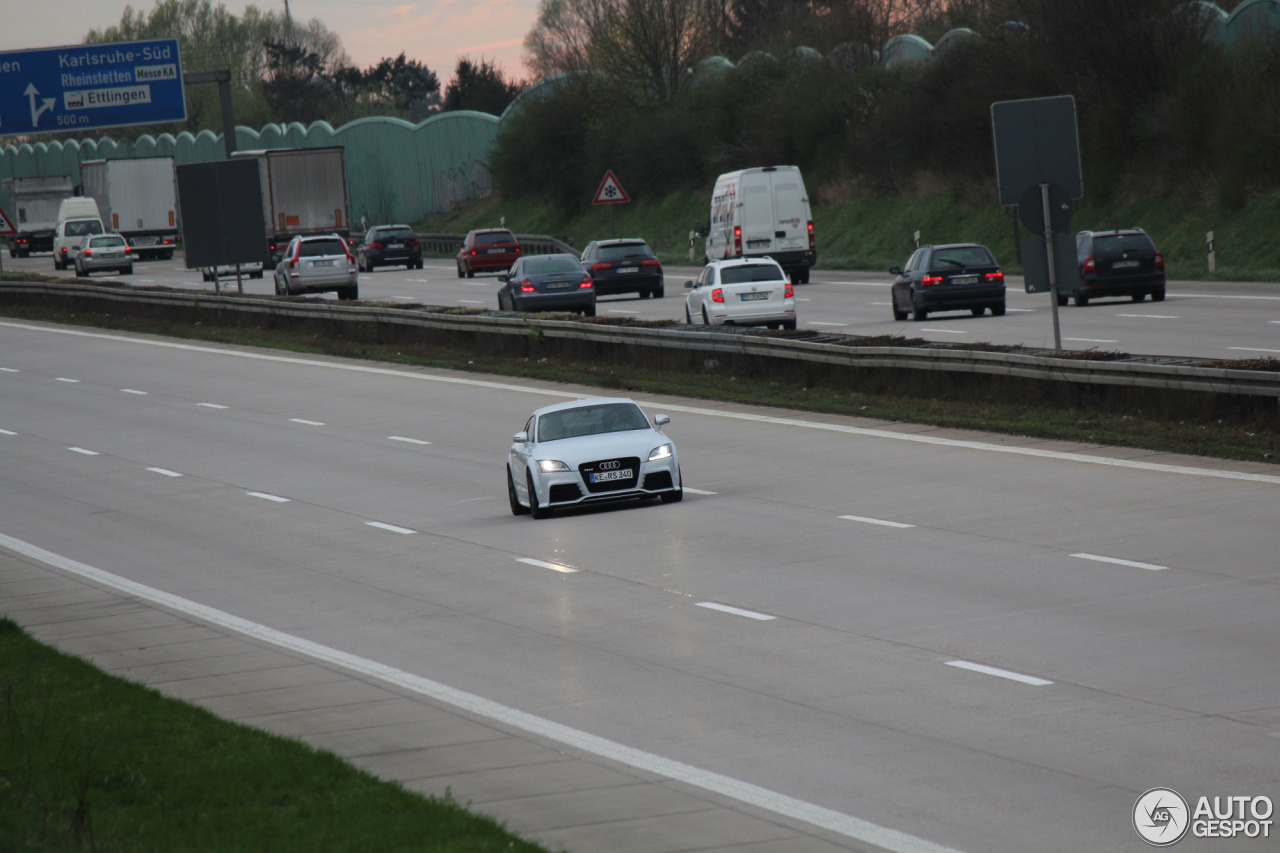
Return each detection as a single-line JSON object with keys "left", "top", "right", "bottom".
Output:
{"left": 197, "top": 403, "right": 228, "bottom": 409}
{"left": 1065, "top": 337, "right": 1119, "bottom": 344}
{"left": 388, "top": 436, "right": 431, "bottom": 445}
{"left": 56, "top": 377, "right": 80, "bottom": 383}
{"left": 365, "top": 521, "right": 415, "bottom": 534}
{"left": 121, "top": 389, "right": 149, "bottom": 395}
{"left": 68, "top": 447, "right": 99, "bottom": 455}
{"left": 809, "top": 322, "right": 848, "bottom": 327}
{"left": 1116, "top": 313, "right": 1177, "bottom": 319}
{"left": 289, "top": 418, "right": 325, "bottom": 426}
{"left": 1072, "top": 552, "right": 1168, "bottom": 571}
{"left": 0, "top": 367, "right": 18, "bottom": 372}
{"left": 246, "top": 491, "right": 290, "bottom": 502}
{"left": 920, "top": 328, "right": 966, "bottom": 334}
{"left": 147, "top": 467, "right": 182, "bottom": 477}
{"left": 696, "top": 602, "right": 776, "bottom": 621}
{"left": 840, "top": 515, "right": 915, "bottom": 529}
{"left": 683, "top": 487, "right": 717, "bottom": 495}
{"left": 945, "top": 660, "right": 1052, "bottom": 686}
{"left": 516, "top": 557, "right": 578, "bottom": 574}
{"left": 0, "top": 429, "right": 16, "bottom": 436}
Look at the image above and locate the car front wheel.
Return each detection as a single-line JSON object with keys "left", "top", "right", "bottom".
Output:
{"left": 527, "top": 472, "right": 553, "bottom": 519}
{"left": 508, "top": 468, "right": 529, "bottom": 515}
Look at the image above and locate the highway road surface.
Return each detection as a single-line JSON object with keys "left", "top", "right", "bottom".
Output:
{"left": 6, "top": 252, "right": 1280, "bottom": 360}
{"left": 1, "top": 317, "right": 1277, "bottom": 851}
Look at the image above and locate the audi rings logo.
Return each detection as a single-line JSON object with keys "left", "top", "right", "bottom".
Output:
{"left": 1134, "top": 788, "right": 1190, "bottom": 846}
{"left": 599, "top": 460, "right": 621, "bottom": 470}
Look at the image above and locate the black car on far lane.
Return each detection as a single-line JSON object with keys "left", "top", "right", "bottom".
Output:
{"left": 1066, "top": 228, "right": 1165, "bottom": 306}
{"left": 357, "top": 224, "right": 423, "bottom": 271}
{"left": 580, "top": 238, "right": 665, "bottom": 299}
{"left": 890, "top": 243, "right": 1006, "bottom": 321}
{"left": 498, "top": 254, "right": 597, "bottom": 316}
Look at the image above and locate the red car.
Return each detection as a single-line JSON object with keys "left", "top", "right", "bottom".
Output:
{"left": 457, "top": 228, "right": 521, "bottom": 277}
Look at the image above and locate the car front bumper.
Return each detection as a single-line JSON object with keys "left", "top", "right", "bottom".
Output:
{"left": 531, "top": 457, "right": 681, "bottom": 507}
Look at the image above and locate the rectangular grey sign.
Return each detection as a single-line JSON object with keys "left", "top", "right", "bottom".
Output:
{"left": 991, "top": 95, "right": 1083, "bottom": 207}
{"left": 1021, "top": 235, "right": 1079, "bottom": 294}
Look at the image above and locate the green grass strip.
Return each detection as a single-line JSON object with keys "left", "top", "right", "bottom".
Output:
{"left": 0, "top": 616, "right": 551, "bottom": 852}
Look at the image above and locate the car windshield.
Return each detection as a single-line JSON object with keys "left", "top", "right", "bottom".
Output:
{"left": 931, "top": 247, "right": 994, "bottom": 268}
{"left": 1094, "top": 234, "right": 1155, "bottom": 255}
{"left": 88, "top": 236, "right": 125, "bottom": 248}
{"left": 65, "top": 220, "right": 103, "bottom": 237}
{"left": 597, "top": 243, "right": 653, "bottom": 261}
{"left": 374, "top": 227, "right": 415, "bottom": 240}
{"left": 525, "top": 256, "right": 582, "bottom": 275}
{"left": 537, "top": 403, "right": 649, "bottom": 442}
{"left": 720, "top": 263, "right": 784, "bottom": 284}
{"left": 474, "top": 231, "right": 516, "bottom": 246}
{"left": 299, "top": 239, "right": 347, "bottom": 257}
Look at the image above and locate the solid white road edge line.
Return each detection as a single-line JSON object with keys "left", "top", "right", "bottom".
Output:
{"left": 388, "top": 436, "right": 431, "bottom": 445}
{"left": 146, "top": 468, "right": 182, "bottom": 477}
{"left": 696, "top": 601, "right": 776, "bottom": 621}
{"left": 1229, "top": 347, "right": 1280, "bottom": 354}
{"left": 289, "top": 418, "right": 326, "bottom": 426}
{"left": 68, "top": 447, "right": 99, "bottom": 455}
{"left": 945, "top": 660, "right": 1053, "bottom": 686}
{"left": 683, "top": 487, "right": 717, "bottom": 495}
{"left": 1065, "top": 338, "right": 1119, "bottom": 344}
{"left": 0, "top": 539, "right": 968, "bottom": 853}
{"left": 919, "top": 328, "right": 966, "bottom": 334}
{"left": 5, "top": 321, "right": 1277, "bottom": 486}
{"left": 1071, "top": 552, "right": 1169, "bottom": 571}
{"left": 839, "top": 515, "right": 915, "bottom": 529}
{"left": 245, "top": 491, "right": 289, "bottom": 502}
{"left": 515, "top": 557, "right": 578, "bottom": 574}
{"left": 365, "top": 521, "right": 415, "bottom": 535}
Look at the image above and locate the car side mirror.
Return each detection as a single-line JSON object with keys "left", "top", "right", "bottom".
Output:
{"left": 889, "top": 267, "right": 901, "bottom": 276}
{"left": 654, "top": 415, "right": 670, "bottom": 426}
{"left": 512, "top": 431, "right": 528, "bottom": 443}
{"left": 693, "top": 223, "right": 708, "bottom": 238}
{"left": 684, "top": 280, "right": 695, "bottom": 289}
{"left": 497, "top": 274, "right": 509, "bottom": 283}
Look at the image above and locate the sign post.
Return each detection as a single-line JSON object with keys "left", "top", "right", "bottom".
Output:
{"left": 592, "top": 170, "right": 630, "bottom": 238}
{"left": 0, "top": 38, "right": 186, "bottom": 137}
{"left": 991, "top": 95, "right": 1083, "bottom": 352}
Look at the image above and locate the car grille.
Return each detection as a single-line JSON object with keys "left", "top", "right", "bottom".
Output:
{"left": 642, "top": 471, "right": 673, "bottom": 491}
{"left": 578, "top": 457, "right": 640, "bottom": 493}
{"left": 549, "top": 483, "right": 584, "bottom": 503}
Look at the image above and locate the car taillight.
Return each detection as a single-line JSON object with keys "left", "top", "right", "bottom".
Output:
{"left": 1154, "top": 252, "right": 1164, "bottom": 268}
{"left": 83, "top": 248, "right": 92, "bottom": 257}
{"left": 711, "top": 287, "right": 724, "bottom": 303}
{"left": 784, "top": 281, "right": 794, "bottom": 298}
{"left": 520, "top": 279, "right": 536, "bottom": 292}
{"left": 162, "top": 239, "right": 173, "bottom": 245}
{"left": 641, "top": 258, "right": 661, "bottom": 266}
{"left": 807, "top": 220, "right": 815, "bottom": 251}
{"left": 514, "top": 246, "right": 522, "bottom": 253}
{"left": 591, "top": 262, "right": 611, "bottom": 271}
{"left": 579, "top": 275, "right": 593, "bottom": 288}
{"left": 407, "top": 239, "right": 419, "bottom": 247}
{"left": 60, "top": 247, "right": 67, "bottom": 253}
{"left": 733, "top": 225, "right": 742, "bottom": 256}
{"left": 985, "top": 271, "right": 1004, "bottom": 282}
{"left": 1083, "top": 256, "right": 1096, "bottom": 272}
{"left": 370, "top": 242, "right": 385, "bottom": 249}
{"left": 470, "top": 250, "right": 478, "bottom": 256}
{"left": 922, "top": 275, "right": 943, "bottom": 286}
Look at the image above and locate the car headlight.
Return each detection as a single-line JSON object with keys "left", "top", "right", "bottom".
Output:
{"left": 648, "top": 443, "right": 673, "bottom": 461}
{"left": 536, "top": 459, "right": 570, "bottom": 472}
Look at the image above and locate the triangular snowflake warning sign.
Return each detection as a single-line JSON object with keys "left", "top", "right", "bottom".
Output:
{"left": 0, "top": 206, "right": 16, "bottom": 236}
{"left": 592, "top": 170, "right": 631, "bottom": 205}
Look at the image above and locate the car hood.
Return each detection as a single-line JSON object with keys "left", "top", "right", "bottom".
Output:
{"left": 530, "top": 430, "right": 668, "bottom": 466}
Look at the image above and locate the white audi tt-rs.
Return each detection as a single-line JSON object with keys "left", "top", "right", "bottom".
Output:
{"left": 507, "top": 398, "right": 682, "bottom": 519}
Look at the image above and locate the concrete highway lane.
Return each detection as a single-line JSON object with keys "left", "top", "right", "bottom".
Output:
{"left": 2, "top": 320, "right": 1279, "bottom": 852}
{"left": 7, "top": 252, "right": 1280, "bottom": 359}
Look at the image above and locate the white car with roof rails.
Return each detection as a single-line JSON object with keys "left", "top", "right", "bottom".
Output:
{"left": 683, "top": 257, "right": 796, "bottom": 329}
{"left": 507, "top": 398, "right": 682, "bottom": 519}
{"left": 273, "top": 233, "right": 358, "bottom": 300}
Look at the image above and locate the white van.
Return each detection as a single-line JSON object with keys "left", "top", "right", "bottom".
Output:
{"left": 53, "top": 197, "right": 105, "bottom": 271}
{"left": 698, "top": 166, "right": 815, "bottom": 283}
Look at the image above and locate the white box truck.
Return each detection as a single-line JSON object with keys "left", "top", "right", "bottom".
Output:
{"left": 2, "top": 176, "right": 76, "bottom": 257}
{"left": 81, "top": 157, "right": 180, "bottom": 260}
{"left": 698, "top": 166, "right": 816, "bottom": 284}
{"left": 232, "top": 147, "right": 350, "bottom": 265}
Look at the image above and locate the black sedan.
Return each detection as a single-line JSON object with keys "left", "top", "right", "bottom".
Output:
{"left": 890, "top": 243, "right": 1006, "bottom": 321}
{"left": 357, "top": 225, "right": 422, "bottom": 271}
{"left": 498, "top": 254, "right": 596, "bottom": 316}
{"left": 580, "top": 239, "right": 664, "bottom": 298}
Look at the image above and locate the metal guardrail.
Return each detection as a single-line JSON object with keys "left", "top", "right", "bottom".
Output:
{"left": 3, "top": 281, "right": 1278, "bottom": 406}
{"left": 413, "top": 233, "right": 576, "bottom": 257}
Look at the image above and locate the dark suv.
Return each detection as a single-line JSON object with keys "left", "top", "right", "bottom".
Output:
{"left": 457, "top": 228, "right": 521, "bottom": 277}
{"left": 580, "top": 239, "right": 664, "bottom": 299}
{"left": 890, "top": 243, "right": 1006, "bottom": 321}
{"left": 1067, "top": 229, "right": 1165, "bottom": 306}
{"left": 357, "top": 225, "right": 422, "bottom": 271}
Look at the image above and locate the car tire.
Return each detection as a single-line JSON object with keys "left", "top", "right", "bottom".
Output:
{"left": 583, "top": 303, "right": 596, "bottom": 317}
{"left": 655, "top": 284, "right": 664, "bottom": 298}
{"left": 528, "top": 472, "right": 552, "bottom": 519}
{"left": 508, "top": 468, "right": 529, "bottom": 515}
{"left": 74, "top": 263, "right": 86, "bottom": 277}
{"left": 912, "top": 305, "right": 927, "bottom": 321}
{"left": 1074, "top": 292, "right": 1089, "bottom": 307}
{"left": 639, "top": 289, "right": 650, "bottom": 299}
{"left": 685, "top": 305, "right": 693, "bottom": 324}
{"left": 456, "top": 263, "right": 464, "bottom": 279}
{"left": 121, "top": 266, "right": 133, "bottom": 275}
{"left": 1057, "top": 294, "right": 1068, "bottom": 307}
{"left": 1151, "top": 288, "right": 1166, "bottom": 302}
{"left": 201, "top": 271, "right": 211, "bottom": 282}
{"left": 1132, "top": 292, "right": 1145, "bottom": 302}
{"left": 702, "top": 306, "right": 711, "bottom": 326}
{"left": 782, "top": 319, "right": 797, "bottom": 330}
{"left": 275, "top": 276, "right": 287, "bottom": 296}
{"left": 990, "top": 302, "right": 1006, "bottom": 316}
{"left": 415, "top": 260, "right": 424, "bottom": 270}
{"left": 465, "top": 267, "right": 474, "bottom": 279}
{"left": 971, "top": 306, "right": 985, "bottom": 316}
{"left": 252, "top": 270, "right": 264, "bottom": 279}
{"left": 891, "top": 295, "right": 908, "bottom": 321}
{"left": 161, "top": 250, "right": 174, "bottom": 261}
{"left": 660, "top": 487, "right": 683, "bottom": 503}
{"left": 338, "top": 285, "right": 358, "bottom": 301}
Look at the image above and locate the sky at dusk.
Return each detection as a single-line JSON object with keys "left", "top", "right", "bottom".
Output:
{"left": 0, "top": 0, "right": 542, "bottom": 83}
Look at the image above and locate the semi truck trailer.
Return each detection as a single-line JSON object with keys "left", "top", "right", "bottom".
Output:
{"left": 2, "top": 176, "right": 76, "bottom": 257}
{"left": 81, "top": 157, "right": 179, "bottom": 260}
{"left": 232, "top": 147, "right": 350, "bottom": 265}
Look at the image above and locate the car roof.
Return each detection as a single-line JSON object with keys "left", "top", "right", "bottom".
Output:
{"left": 1079, "top": 229, "right": 1146, "bottom": 237}
{"left": 532, "top": 397, "right": 640, "bottom": 418}
{"left": 923, "top": 242, "right": 988, "bottom": 251}
{"left": 371, "top": 224, "right": 411, "bottom": 230}
{"left": 706, "top": 257, "right": 785, "bottom": 268}
{"left": 521, "top": 253, "right": 579, "bottom": 262}
{"left": 298, "top": 233, "right": 344, "bottom": 241}
{"left": 470, "top": 228, "right": 515, "bottom": 235}
{"left": 596, "top": 238, "right": 649, "bottom": 246}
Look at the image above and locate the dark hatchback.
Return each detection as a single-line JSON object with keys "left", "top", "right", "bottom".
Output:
{"left": 580, "top": 239, "right": 665, "bottom": 298}
{"left": 357, "top": 225, "right": 422, "bottom": 271}
{"left": 1067, "top": 229, "right": 1165, "bottom": 306}
{"left": 498, "top": 254, "right": 596, "bottom": 316}
{"left": 891, "top": 243, "right": 1006, "bottom": 321}
{"left": 458, "top": 228, "right": 521, "bottom": 277}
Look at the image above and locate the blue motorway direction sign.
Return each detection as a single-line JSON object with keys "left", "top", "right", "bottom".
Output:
{"left": 0, "top": 38, "right": 186, "bottom": 136}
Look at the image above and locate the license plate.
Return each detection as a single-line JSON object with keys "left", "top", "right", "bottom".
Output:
{"left": 100, "top": 252, "right": 120, "bottom": 258}
{"left": 131, "top": 236, "right": 158, "bottom": 246}
{"left": 590, "top": 469, "right": 632, "bottom": 483}
{"left": 950, "top": 275, "right": 978, "bottom": 284}
{"left": 545, "top": 281, "right": 573, "bottom": 290}
{"left": 1113, "top": 260, "right": 1139, "bottom": 268}
{"left": 617, "top": 266, "right": 638, "bottom": 274}
{"left": 740, "top": 292, "right": 769, "bottom": 301}
{"left": 487, "top": 248, "right": 506, "bottom": 254}
{"left": 388, "top": 243, "right": 403, "bottom": 248}
{"left": 311, "top": 259, "right": 335, "bottom": 267}
{"left": 747, "top": 239, "right": 771, "bottom": 249}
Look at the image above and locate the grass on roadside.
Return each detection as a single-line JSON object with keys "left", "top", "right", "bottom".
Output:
{"left": 1, "top": 302, "right": 1275, "bottom": 465}
{"left": 0, "top": 617, "right": 551, "bottom": 853}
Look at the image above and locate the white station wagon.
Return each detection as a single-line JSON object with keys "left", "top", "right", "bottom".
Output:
{"left": 684, "top": 257, "right": 796, "bottom": 329}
